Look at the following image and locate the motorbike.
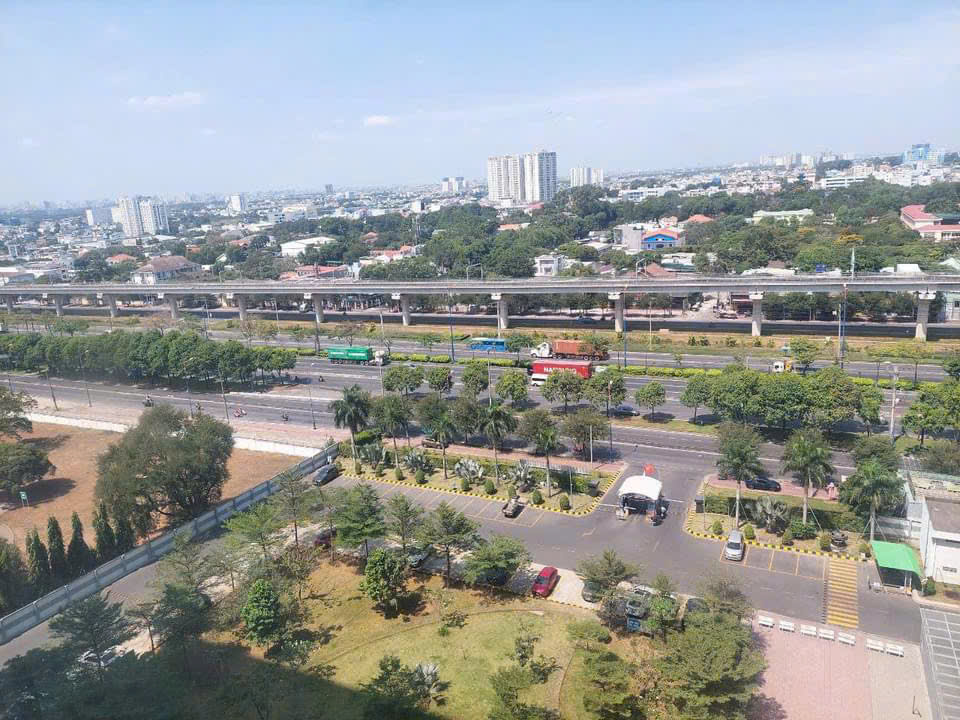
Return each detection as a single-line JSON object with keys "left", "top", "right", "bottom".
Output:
{"left": 281, "top": 412, "right": 289, "bottom": 422}
{"left": 143, "top": 397, "right": 153, "bottom": 407}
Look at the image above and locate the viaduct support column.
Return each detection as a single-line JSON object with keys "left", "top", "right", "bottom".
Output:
{"left": 392, "top": 293, "right": 411, "bottom": 326}
{"left": 162, "top": 295, "right": 180, "bottom": 321}
{"left": 749, "top": 292, "right": 764, "bottom": 337}
{"left": 236, "top": 295, "right": 248, "bottom": 323}
{"left": 100, "top": 294, "right": 118, "bottom": 318}
{"left": 609, "top": 293, "right": 624, "bottom": 333}
{"left": 4, "top": 297, "right": 14, "bottom": 314}
{"left": 492, "top": 293, "right": 509, "bottom": 335}
{"left": 53, "top": 295, "right": 64, "bottom": 318}
{"left": 916, "top": 291, "right": 935, "bottom": 341}
{"left": 305, "top": 293, "right": 324, "bottom": 324}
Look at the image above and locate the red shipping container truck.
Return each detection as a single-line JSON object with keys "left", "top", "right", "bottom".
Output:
{"left": 530, "top": 359, "right": 594, "bottom": 379}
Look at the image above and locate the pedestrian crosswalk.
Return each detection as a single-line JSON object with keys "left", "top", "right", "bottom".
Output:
{"left": 823, "top": 558, "right": 859, "bottom": 629}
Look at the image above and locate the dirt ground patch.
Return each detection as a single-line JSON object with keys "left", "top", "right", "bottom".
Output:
{"left": 0, "top": 423, "right": 299, "bottom": 551}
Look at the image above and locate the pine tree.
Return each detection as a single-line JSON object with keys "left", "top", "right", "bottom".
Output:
{"left": 113, "top": 511, "right": 135, "bottom": 554}
{"left": 26, "top": 528, "right": 50, "bottom": 592}
{"left": 46, "top": 517, "right": 67, "bottom": 583}
{"left": 92, "top": 502, "right": 117, "bottom": 562}
{"left": 66, "top": 511, "right": 92, "bottom": 578}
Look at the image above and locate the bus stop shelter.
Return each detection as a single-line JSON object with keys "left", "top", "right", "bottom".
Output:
{"left": 871, "top": 540, "right": 923, "bottom": 591}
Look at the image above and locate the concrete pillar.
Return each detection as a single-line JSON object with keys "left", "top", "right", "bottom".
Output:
{"left": 165, "top": 295, "right": 180, "bottom": 320}
{"left": 749, "top": 292, "right": 764, "bottom": 337}
{"left": 53, "top": 295, "right": 64, "bottom": 317}
{"left": 492, "top": 293, "right": 509, "bottom": 334}
{"left": 4, "top": 296, "right": 14, "bottom": 313}
{"left": 236, "top": 295, "right": 248, "bottom": 323}
{"left": 916, "top": 291, "right": 935, "bottom": 341}
{"left": 609, "top": 293, "right": 624, "bottom": 333}
{"left": 106, "top": 295, "right": 118, "bottom": 318}
{"left": 392, "top": 293, "right": 411, "bottom": 326}
{"left": 305, "top": 293, "right": 324, "bottom": 324}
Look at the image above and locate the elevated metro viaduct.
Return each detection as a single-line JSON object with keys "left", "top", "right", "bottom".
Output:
{"left": 4, "top": 274, "right": 954, "bottom": 340}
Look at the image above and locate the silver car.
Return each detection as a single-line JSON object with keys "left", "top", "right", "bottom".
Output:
{"left": 724, "top": 530, "right": 745, "bottom": 561}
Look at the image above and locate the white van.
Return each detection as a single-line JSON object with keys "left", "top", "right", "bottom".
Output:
{"left": 530, "top": 373, "right": 548, "bottom": 387}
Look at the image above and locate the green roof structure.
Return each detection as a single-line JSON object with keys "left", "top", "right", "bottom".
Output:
{"left": 871, "top": 541, "right": 922, "bottom": 576}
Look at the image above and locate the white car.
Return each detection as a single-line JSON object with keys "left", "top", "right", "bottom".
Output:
{"left": 723, "top": 530, "right": 745, "bottom": 561}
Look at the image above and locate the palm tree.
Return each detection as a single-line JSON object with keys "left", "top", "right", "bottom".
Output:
{"left": 781, "top": 429, "right": 833, "bottom": 524}
{"left": 715, "top": 423, "right": 764, "bottom": 525}
{"left": 482, "top": 402, "right": 518, "bottom": 483}
{"left": 535, "top": 426, "right": 560, "bottom": 498}
{"left": 841, "top": 458, "right": 903, "bottom": 542}
{"left": 330, "top": 384, "right": 372, "bottom": 465}
{"left": 432, "top": 413, "right": 457, "bottom": 481}
{"left": 376, "top": 394, "right": 409, "bottom": 467}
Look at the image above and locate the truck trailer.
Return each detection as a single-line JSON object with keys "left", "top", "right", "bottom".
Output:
{"left": 529, "top": 359, "right": 594, "bottom": 380}
{"left": 530, "top": 339, "right": 608, "bottom": 361}
{"left": 327, "top": 345, "right": 379, "bottom": 364}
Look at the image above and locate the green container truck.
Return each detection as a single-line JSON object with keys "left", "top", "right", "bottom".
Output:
{"left": 327, "top": 345, "right": 381, "bottom": 364}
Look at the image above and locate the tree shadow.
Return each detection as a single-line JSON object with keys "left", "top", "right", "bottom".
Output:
{"left": 13, "top": 477, "right": 76, "bottom": 507}
{"left": 689, "top": 413, "right": 720, "bottom": 425}
{"left": 643, "top": 412, "right": 675, "bottom": 423}
{"left": 747, "top": 693, "right": 788, "bottom": 720}
{"left": 22, "top": 434, "right": 69, "bottom": 452}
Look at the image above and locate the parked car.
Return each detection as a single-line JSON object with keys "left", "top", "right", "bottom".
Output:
{"left": 575, "top": 315, "right": 597, "bottom": 324}
{"left": 531, "top": 566, "right": 559, "bottom": 597}
{"left": 313, "top": 526, "right": 337, "bottom": 548}
{"left": 723, "top": 529, "right": 745, "bottom": 561}
{"left": 581, "top": 580, "right": 605, "bottom": 603}
{"left": 421, "top": 437, "right": 449, "bottom": 450}
{"left": 406, "top": 543, "right": 433, "bottom": 568}
{"left": 313, "top": 463, "right": 340, "bottom": 486}
{"left": 502, "top": 498, "right": 523, "bottom": 518}
{"left": 612, "top": 404, "right": 640, "bottom": 417}
{"left": 744, "top": 477, "right": 781, "bottom": 491}
{"left": 80, "top": 647, "right": 125, "bottom": 668}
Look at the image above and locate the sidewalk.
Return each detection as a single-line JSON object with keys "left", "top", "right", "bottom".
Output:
{"left": 709, "top": 472, "right": 841, "bottom": 502}
{"left": 418, "top": 439, "right": 623, "bottom": 475}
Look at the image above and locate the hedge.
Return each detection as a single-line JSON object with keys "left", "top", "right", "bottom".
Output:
{"left": 704, "top": 487, "right": 861, "bottom": 531}
{"left": 621, "top": 365, "right": 723, "bottom": 378}
{"left": 457, "top": 358, "right": 519, "bottom": 367}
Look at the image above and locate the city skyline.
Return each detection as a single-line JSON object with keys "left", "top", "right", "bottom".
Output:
{"left": 2, "top": 1, "right": 959, "bottom": 204}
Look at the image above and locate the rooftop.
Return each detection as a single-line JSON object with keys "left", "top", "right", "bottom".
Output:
{"left": 926, "top": 496, "right": 960, "bottom": 534}
{"left": 135, "top": 255, "right": 197, "bottom": 272}
{"left": 902, "top": 204, "right": 939, "bottom": 221}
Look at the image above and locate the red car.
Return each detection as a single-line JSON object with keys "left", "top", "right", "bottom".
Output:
{"left": 531, "top": 566, "right": 559, "bottom": 597}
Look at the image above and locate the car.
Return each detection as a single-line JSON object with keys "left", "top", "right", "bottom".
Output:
{"left": 581, "top": 579, "right": 605, "bottom": 603}
{"left": 575, "top": 315, "right": 597, "bottom": 324}
{"left": 531, "top": 566, "right": 559, "bottom": 597}
{"left": 624, "top": 590, "right": 652, "bottom": 618}
{"left": 313, "top": 526, "right": 337, "bottom": 548}
{"left": 406, "top": 543, "right": 433, "bottom": 568}
{"left": 744, "top": 477, "right": 781, "bottom": 491}
{"left": 421, "top": 437, "right": 449, "bottom": 450}
{"left": 80, "top": 648, "right": 126, "bottom": 668}
{"left": 612, "top": 404, "right": 640, "bottom": 417}
{"left": 502, "top": 498, "right": 523, "bottom": 518}
{"left": 723, "top": 529, "right": 745, "bottom": 561}
{"left": 313, "top": 463, "right": 340, "bottom": 486}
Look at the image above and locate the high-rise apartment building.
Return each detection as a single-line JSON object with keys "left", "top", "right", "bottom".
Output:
{"left": 523, "top": 151, "right": 557, "bottom": 203}
{"left": 570, "top": 167, "right": 604, "bottom": 188}
{"left": 117, "top": 196, "right": 144, "bottom": 238}
{"left": 228, "top": 193, "right": 247, "bottom": 213}
{"left": 85, "top": 207, "right": 114, "bottom": 226}
{"left": 441, "top": 176, "right": 466, "bottom": 193}
{"left": 487, "top": 155, "right": 524, "bottom": 203}
{"left": 117, "top": 195, "right": 169, "bottom": 238}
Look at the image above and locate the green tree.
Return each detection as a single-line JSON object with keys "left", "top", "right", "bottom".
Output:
{"left": 482, "top": 402, "right": 518, "bottom": 481}
{"left": 586, "top": 369, "right": 627, "bottom": 416}
{"left": 382, "top": 365, "right": 424, "bottom": 398}
{"left": 646, "top": 573, "right": 679, "bottom": 642}
{"left": 361, "top": 654, "right": 425, "bottom": 720}
{"left": 698, "top": 573, "right": 752, "bottom": 619}
{"left": 706, "top": 367, "right": 763, "bottom": 423}
{"left": 46, "top": 516, "right": 68, "bottom": 584}
{"left": 576, "top": 549, "right": 640, "bottom": 593}
{"left": 359, "top": 548, "right": 409, "bottom": 615}
{"left": 541, "top": 370, "right": 585, "bottom": 413}
{"left": 418, "top": 501, "right": 480, "bottom": 585}
{"left": 92, "top": 501, "right": 117, "bottom": 563}
{"left": 224, "top": 502, "right": 285, "bottom": 565}
{"left": 153, "top": 582, "right": 211, "bottom": 671}
{"left": 330, "top": 384, "right": 372, "bottom": 464}
{"left": 518, "top": 409, "right": 560, "bottom": 497}
{"left": 903, "top": 401, "right": 948, "bottom": 445}
{"left": 560, "top": 408, "right": 610, "bottom": 458}
{"left": 506, "top": 333, "right": 537, "bottom": 362}
{"left": 580, "top": 646, "right": 644, "bottom": 719}
{"left": 943, "top": 353, "right": 960, "bottom": 380}
{"left": 241, "top": 579, "right": 287, "bottom": 647}
{"left": 715, "top": 422, "right": 764, "bottom": 525}
{"left": 373, "top": 394, "right": 410, "bottom": 465}
{"left": 496, "top": 369, "right": 529, "bottom": 407}
{"left": 332, "top": 322, "right": 363, "bottom": 346}
{"left": 65, "top": 511, "right": 92, "bottom": 579}
{"left": 680, "top": 374, "right": 713, "bottom": 424}
{"left": 426, "top": 366, "right": 454, "bottom": 395}
{"left": 840, "top": 458, "right": 904, "bottom": 541}
{"left": 857, "top": 383, "right": 883, "bottom": 432}
{"left": 461, "top": 361, "right": 490, "bottom": 397}
{"left": 26, "top": 528, "right": 51, "bottom": 591}
{"left": 758, "top": 373, "right": 810, "bottom": 430}
{"left": 634, "top": 381, "right": 666, "bottom": 419}
{"left": 0, "top": 443, "right": 53, "bottom": 496}
{"left": 114, "top": 511, "right": 135, "bottom": 554}
{"left": 0, "top": 386, "right": 36, "bottom": 439}
{"left": 656, "top": 612, "right": 765, "bottom": 718}
{"left": 852, "top": 435, "right": 899, "bottom": 471}
{"left": 449, "top": 394, "right": 482, "bottom": 444}
{"left": 789, "top": 337, "right": 820, "bottom": 373}
{"left": 781, "top": 429, "right": 832, "bottom": 524}
{"left": 416, "top": 392, "right": 446, "bottom": 435}
{"left": 0, "top": 539, "right": 31, "bottom": 615}
{"left": 806, "top": 366, "right": 860, "bottom": 431}
{"left": 385, "top": 494, "right": 424, "bottom": 553}
{"left": 95, "top": 405, "right": 234, "bottom": 536}
{"left": 432, "top": 412, "right": 457, "bottom": 480}
{"left": 270, "top": 468, "right": 314, "bottom": 551}
{"left": 49, "top": 592, "right": 136, "bottom": 682}
{"left": 334, "top": 483, "right": 386, "bottom": 559}
{"left": 463, "top": 534, "right": 530, "bottom": 585}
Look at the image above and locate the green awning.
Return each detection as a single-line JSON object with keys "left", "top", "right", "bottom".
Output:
{"left": 871, "top": 541, "right": 923, "bottom": 575}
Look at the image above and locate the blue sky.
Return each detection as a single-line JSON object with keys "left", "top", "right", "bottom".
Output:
{"left": 2, "top": 1, "right": 959, "bottom": 204}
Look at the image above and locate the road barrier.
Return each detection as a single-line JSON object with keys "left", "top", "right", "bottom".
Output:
{"left": 0, "top": 443, "right": 336, "bottom": 646}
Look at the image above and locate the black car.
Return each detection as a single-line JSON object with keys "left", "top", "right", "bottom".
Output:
{"left": 745, "top": 477, "right": 781, "bottom": 492}
{"left": 502, "top": 498, "right": 523, "bottom": 518}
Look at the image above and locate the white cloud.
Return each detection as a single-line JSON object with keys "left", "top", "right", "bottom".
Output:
{"left": 312, "top": 130, "right": 341, "bottom": 143}
{"left": 19, "top": 137, "right": 36, "bottom": 148}
{"left": 363, "top": 115, "right": 395, "bottom": 127}
{"left": 199, "top": 127, "right": 217, "bottom": 136}
{"left": 127, "top": 91, "right": 206, "bottom": 110}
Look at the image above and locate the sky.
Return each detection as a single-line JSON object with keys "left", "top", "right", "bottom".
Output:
{"left": 2, "top": 1, "right": 959, "bottom": 204}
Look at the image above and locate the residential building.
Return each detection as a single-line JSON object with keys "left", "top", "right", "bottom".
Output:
{"left": 117, "top": 196, "right": 144, "bottom": 238}
{"left": 324, "top": 184, "right": 334, "bottom": 194}
{"left": 638, "top": 228, "right": 684, "bottom": 251}
{"left": 110, "top": 206, "right": 123, "bottom": 224}
{"left": 279, "top": 264, "right": 352, "bottom": 281}
{"left": 616, "top": 223, "right": 685, "bottom": 251}
{"left": 131, "top": 255, "right": 199, "bottom": 285}
{"left": 920, "top": 495, "right": 960, "bottom": 585}
{"left": 139, "top": 199, "right": 169, "bottom": 235}
{"left": 410, "top": 199, "right": 425, "bottom": 213}
{"left": 901, "top": 204, "right": 942, "bottom": 230}
{"left": 85, "top": 207, "right": 114, "bottom": 226}
{"left": 487, "top": 155, "right": 524, "bottom": 203}
{"left": 523, "top": 151, "right": 557, "bottom": 203}
{"left": 533, "top": 253, "right": 567, "bottom": 276}
{"left": 916, "top": 225, "right": 960, "bottom": 243}
{"left": 747, "top": 209, "right": 814, "bottom": 224}
{"left": 228, "top": 193, "right": 247, "bottom": 213}
{"left": 279, "top": 236, "right": 336, "bottom": 257}
{"left": 106, "top": 253, "right": 136, "bottom": 265}
{"left": 570, "top": 167, "right": 604, "bottom": 187}
{"left": 441, "top": 177, "right": 466, "bottom": 193}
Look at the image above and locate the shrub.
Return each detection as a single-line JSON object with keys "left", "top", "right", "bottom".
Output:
{"left": 415, "top": 469, "right": 426, "bottom": 484}
{"left": 461, "top": 477, "right": 471, "bottom": 492}
{"left": 858, "top": 542, "right": 872, "bottom": 558}
{"left": 837, "top": 511, "right": 863, "bottom": 532}
{"left": 567, "top": 620, "right": 612, "bottom": 647}
{"left": 819, "top": 532, "right": 832, "bottom": 551}
{"left": 788, "top": 520, "right": 817, "bottom": 540}
{"left": 484, "top": 478, "right": 496, "bottom": 495}
{"left": 506, "top": 484, "right": 517, "bottom": 498}
{"left": 924, "top": 577, "right": 937, "bottom": 596}
{"left": 704, "top": 494, "right": 730, "bottom": 515}
{"left": 531, "top": 489, "right": 544, "bottom": 505}
{"left": 781, "top": 528, "right": 794, "bottom": 546}
{"left": 353, "top": 429, "right": 382, "bottom": 446}
{"left": 558, "top": 494, "right": 571, "bottom": 511}
{"left": 742, "top": 524, "right": 755, "bottom": 540}
{"left": 710, "top": 519, "right": 723, "bottom": 535}
{"left": 374, "top": 464, "right": 383, "bottom": 478}
{"left": 394, "top": 467, "right": 404, "bottom": 481}
{"left": 429, "top": 355, "right": 452, "bottom": 363}
{"left": 354, "top": 462, "right": 362, "bottom": 475}
{"left": 437, "top": 625, "right": 450, "bottom": 637}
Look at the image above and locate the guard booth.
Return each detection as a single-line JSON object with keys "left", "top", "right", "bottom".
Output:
{"left": 617, "top": 474, "right": 663, "bottom": 516}
{"left": 871, "top": 540, "right": 923, "bottom": 592}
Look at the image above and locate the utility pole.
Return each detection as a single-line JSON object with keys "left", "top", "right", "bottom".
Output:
{"left": 45, "top": 370, "right": 58, "bottom": 411}
{"left": 889, "top": 366, "right": 899, "bottom": 438}
{"left": 308, "top": 386, "right": 317, "bottom": 430}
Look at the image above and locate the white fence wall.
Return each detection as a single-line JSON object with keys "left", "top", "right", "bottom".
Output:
{"left": 0, "top": 444, "right": 335, "bottom": 646}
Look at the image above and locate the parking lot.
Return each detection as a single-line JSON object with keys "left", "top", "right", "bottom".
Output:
{"left": 721, "top": 544, "right": 827, "bottom": 580}
{"left": 921, "top": 608, "right": 960, "bottom": 720}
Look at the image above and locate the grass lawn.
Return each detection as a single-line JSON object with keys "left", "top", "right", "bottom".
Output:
{"left": 613, "top": 415, "right": 717, "bottom": 435}
{"left": 201, "top": 560, "right": 599, "bottom": 719}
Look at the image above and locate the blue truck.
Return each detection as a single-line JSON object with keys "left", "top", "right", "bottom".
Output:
{"left": 468, "top": 337, "right": 507, "bottom": 352}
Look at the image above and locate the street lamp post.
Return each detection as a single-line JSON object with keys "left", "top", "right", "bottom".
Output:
{"left": 202, "top": 297, "right": 211, "bottom": 339}
{"left": 487, "top": 350, "right": 493, "bottom": 407}
{"left": 217, "top": 366, "right": 230, "bottom": 422}
{"left": 45, "top": 370, "right": 58, "bottom": 411}
{"left": 79, "top": 352, "right": 92, "bottom": 407}
{"left": 273, "top": 299, "right": 281, "bottom": 339}
{"left": 447, "top": 293, "right": 456, "bottom": 362}
{"left": 307, "top": 386, "right": 317, "bottom": 430}
{"left": 887, "top": 363, "right": 899, "bottom": 438}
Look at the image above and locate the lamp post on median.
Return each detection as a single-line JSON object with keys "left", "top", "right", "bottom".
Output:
{"left": 79, "top": 351, "right": 92, "bottom": 407}
{"left": 307, "top": 385, "right": 317, "bottom": 430}
{"left": 45, "top": 369, "right": 58, "bottom": 411}
{"left": 886, "top": 362, "right": 899, "bottom": 439}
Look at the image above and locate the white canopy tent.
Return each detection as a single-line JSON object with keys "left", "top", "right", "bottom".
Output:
{"left": 617, "top": 475, "right": 663, "bottom": 503}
